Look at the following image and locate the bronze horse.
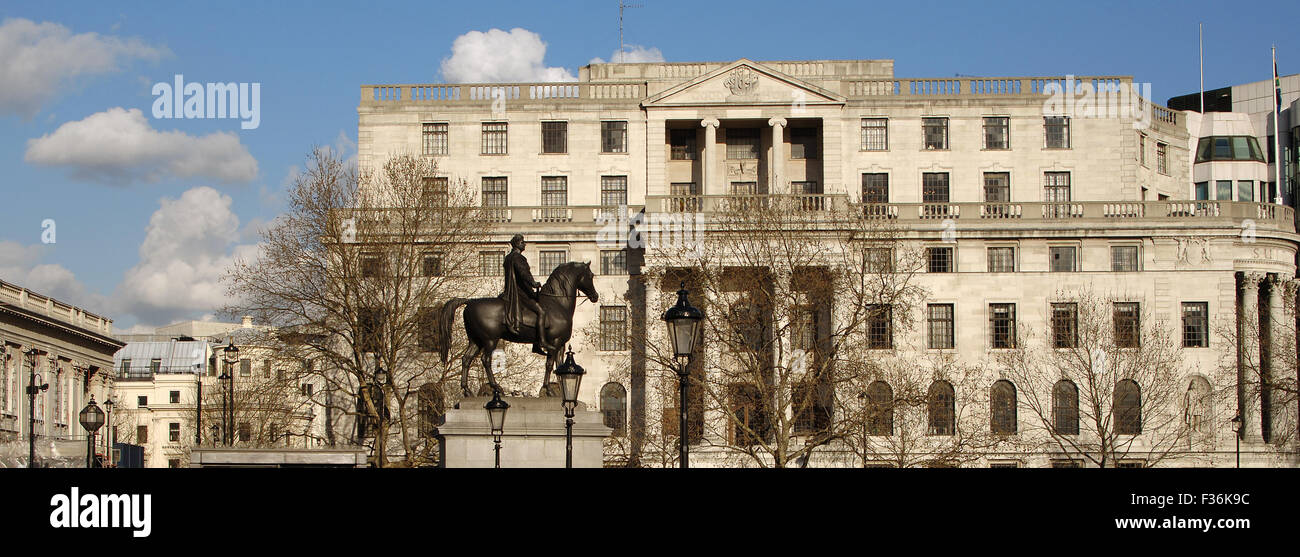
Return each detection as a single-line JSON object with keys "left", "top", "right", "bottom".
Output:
{"left": 437, "top": 261, "right": 598, "bottom": 396}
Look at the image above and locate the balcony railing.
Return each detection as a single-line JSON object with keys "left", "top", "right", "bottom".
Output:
{"left": 477, "top": 205, "right": 646, "bottom": 224}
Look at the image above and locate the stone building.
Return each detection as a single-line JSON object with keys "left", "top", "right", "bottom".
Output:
{"left": 355, "top": 59, "right": 1300, "bottom": 467}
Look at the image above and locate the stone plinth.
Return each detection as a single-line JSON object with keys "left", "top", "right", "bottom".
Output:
{"left": 439, "top": 396, "right": 611, "bottom": 468}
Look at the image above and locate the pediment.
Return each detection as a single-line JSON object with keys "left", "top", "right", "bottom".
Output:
{"left": 643, "top": 59, "right": 846, "bottom": 107}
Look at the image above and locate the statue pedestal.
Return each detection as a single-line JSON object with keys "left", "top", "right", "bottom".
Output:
{"left": 439, "top": 396, "right": 611, "bottom": 468}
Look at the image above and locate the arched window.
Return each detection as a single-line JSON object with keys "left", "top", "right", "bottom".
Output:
{"left": 866, "top": 381, "right": 893, "bottom": 436}
{"left": 1052, "top": 380, "right": 1079, "bottom": 435}
{"left": 990, "top": 380, "right": 1017, "bottom": 435}
{"left": 600, "top": 382, "right": 627, "bottom": 436}
{"left": 417, "top": 383, "right": 444, "bottom": 437}
{"left": 1115, "top": 379, "right": 1142, "bottom": 435}
{"left": 927, "top": 380, "right": 955, "bottom": 435}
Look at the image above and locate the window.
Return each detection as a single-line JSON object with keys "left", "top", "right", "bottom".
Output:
{"left": 865, "top": 381, "right": 894, "bottom": 436}
{"left": 119, "top": 359, "right": 131, "bottom": 377}
{"left": 422, "top": 253, "right": 443, "bottom": 277}
{"left": 601, "top": 176, "right": 628, "bottom": 208}
{"left": 927, "top": 247, "right": 954, "bottom": 273}
{"left": 990, "top": 380, "right": 1017, "bottom": 435}
{"left": 302, "top": 383, "right": 314, "bottom": 397}
{"left": 1114, "top": 380, "right": 1142, "bottom": 434}
{"left": 793, "top": 382, "right": 832, "bottom": 436}
{"left": 1051, "top": 459, "right": 1082, "bottom": 468}
{"left": 540, "top": 176, "right": 568, "bottom": 220}
{"left": 600, "top": 306, "right": 628, "bottom": 351}
{"left": 790, "top": 127, "right": 818, "bottom": 159}
{"left": 866, "top": 305, "right": 892, "bottom": 349}
{"left": 1113, "top": 302, "right": 1141, "bottom": 348}
{"left": 983, "top": 117, "right": 1009, "bottom": 149}
{"left": 861, "top": 173, "right": 889, "bottom": 203}
{"left": 422, "top": 122, "right": 448, "bottom": 156}
{"left": 138, "top": 395, "right": 147, "bottom": 407}
{"left": 360, "top": 254, "right": 384, "bottom": 278}
{"left": 793, "top": 181, "right": 823, "bottom": 209}
{"left": 1111, "top": 246, "right": 1139, "bottom": 272}
{"left": 357, "top": 307, "right": 385, "bottom": 353}
{"left": 238, "top": 423, "right": 251, "bottom": 443}
{"left": 169, "top": 390, "right": 180, "bottom": 404}
{"left": 1195, "top": 136, "right": 1265, "bottom": 163}
{"left": 726, "top": 128, "right": 760, "bottom": 159}
{"left": 1053, "top": 380, "right": 1080, "bottom": 435}
{"left": 479, "top": 251, "right": 502, "bottom": 277}
{"left": 866, "top": 248, "right": 894, "bottom": 273}
{"left": 989, "top": 462, "right": 1019, "bottom": 468}
{"left": 1051, "top": 303, "right": 1078, "bottom": 348}
{"left": 927, "top": 381, "right": 955, "bottom": 435}
{"left": 168, "top": 458, "right": 180, "bottom": 469}
{"left": 600, "top": 249, "right": 627, "bottom": 275}
{"left": 481, "top": 122, "right": 508, "bottom": 155}
{"left": 168, "top": 422, "right": 180, "bottom": 443}
{"left": 791, "top": 304, "right": 819, "bottom": 352}
{"left": 990, "top": 303, "right": 1016, "bottom": 349}
{"left": 538, "top": 250, "right": 566, "bottom": 277}
{"left": 418, "top": 383, "right": 444, "bottom": 436}
{"left": 728, "top": 383, "right": 771, "bottom": 446}
{"left": 1182, "top": 302, "right": 1208, "bottom": 348}
{"left": 922, "top": 172, "right": 950, "bottom": 203}
{"left": 137, "top": 425, "right": 148, "bottom": 444}
{"left": 1215, "top": 180, "right": 1233, "bottom": 201}
{"left": 239, "top": 358, "right": 251, "bottom": 377}
{"left": 1049, "top": 246, "right": 1077, "bottom": 272}
{"left": 149, "top": 358, "right": 161, "bottom": 374}
{"left": 418, "top": 307, "right": 438, "bottom": 352}
{"left": 1044, "top": 171, "right": 1071, "bottom": 203}
{"left": 601, "top": 121, "right": 627, "bottom": 153}
{"left": 600, "top": 383, "right": 627, "bottom": 436}
{"left": 541, "top": 121, "right": 567, "bottom": 154}
{"left": 1138, "top": 133, "right": 1147, "bottom": 166}
{"left": 1045, "top": 116, "right": 1070, "bottom": 148}
{"left": 481, "top": 177, "right": 508, "bottom": 207}
{"left": 670, "top": 128, "right": 697, "bottom": 160}
{"left": 1238, "top": 180, "right": 1254, "bottom": 202}
{"left": 983, "top": 172, "right": 1010, "bottom": 203}
{"left": 927, "top": 304, "right": 955, "bottom": 349}
{"left": 922, "top": 117, "right": 948, "bottom": 149}
{"left": 1116, "top": 461, "right": 1145, "bottom": 468}
{"left": 987, "top": 247, "right": 1015, "bottom": 272}
{"left": 1156, "top": 142, "right": 1167, "bottom": 174}
{"left": 1195, "top": 181, "right": 1210, "bottom": 200}
{"left": 861, "top": 118, "right": 888, "bottom": 151}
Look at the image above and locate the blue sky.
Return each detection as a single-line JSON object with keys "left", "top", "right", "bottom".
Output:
{"left": 0, "top": 0, "right": 1296, "bottom": 331}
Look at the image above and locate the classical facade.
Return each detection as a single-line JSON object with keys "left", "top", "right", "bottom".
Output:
{"left": 0, "top": 279, "right": 121, "bottom": 467}
{"left": 358, "top": 59, "right": 1300, "bottom": 467}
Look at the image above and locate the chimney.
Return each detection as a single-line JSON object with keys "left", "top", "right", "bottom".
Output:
{"left": 241, "top": 315, "right": 254, "bottom": 329}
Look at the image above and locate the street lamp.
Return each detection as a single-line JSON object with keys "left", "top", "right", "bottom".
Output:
{"left": 554, "top": 348, "right": 585, "bottom": 469}
{"left": 221, "top": 341, "right": 239, "bottom": 445}
{"left": 661, "top": 282, "right": 703, "bottom": 469}
{"left": 485, "top": 392, "right": 510, "bottom": 469}
{"left": 25, "top": 348, "right": 48, "bottom": 468}
{"left": 103, "top": 397, "right": 114, "bottom": 466}
{"left": 194, "top": 363, "right": 202, "bottom": 445}
{"left": 372, "top": 354, "right": 389, "bottom": 467}
{"left": 1231, "top": 413, "right": 1242, "bottom": 468}
{"left": 79, "top": 396, "right": 105, "bottom": 468}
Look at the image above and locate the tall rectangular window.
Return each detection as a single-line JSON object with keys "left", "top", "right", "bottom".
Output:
{"left": 1138, "top": 133, "right": 1147, "bottom": 166}
{"left": 1045, "top": 116, "right": 1070, "bottom": 148}
{"left": 601, "top": 121, "right": 627, "bottom": 153}
{"left": 927, "top": 246, "right": 954, "bottom": 273}
{"left": 481, "top": 122, "right": 508, "bottom": 155}
{"left": 169, "top": 422, "right": 180, "bottom": 443}
{"left": 670, "top": 129, "right": 697, "bottom": 160}
{"left": 983, "top": 172, "right": 1010, "bottom": 202}
{"left": 726, "top": 128, "right": 760, "bottom": 159}
{"left": 1182, "top": 302, "right": 1208, "bottom": 347}
{"left": 422, "top": 253, "right": 443, "bottom": 277}
{"left": 862, "top": 173, "right": 889, "bottom": 203}
{"left": 600, "top": 249, "right": 627, "bottom": 275}
{"left": 601, "top": 176, "right": 628, "bottom": 207}
{"left": 1195, "top": 181, "right": 1209, "bottom": 200}
{"left": 790, "top": 128, "right": 818, "bottom": 159}
{"left": 866, "top": 305, "right": 892, "bottom": 349}
{"left": 1238, "top": 180, "right": 1255, "bottom": 202}
{"left": 481, "top": 177, "right": 508, "bottom": 207}
{"left": 983, "top": 117, "right": 1010, "bottom": 149}
{"left": 990, "top": 303, "right": 1017, "bottom": 349}
{"left": 1156, "top": 142, "right": 1168, "bottom": 174}
{"left": 987, "top": 247, "right": 1015, "bottom": 272}
{"left": 1049, "top": 246, "right": 1077, "bottom": 272}
{"left": 479, "top": 251, "right": 502, "bottom": 277}
{"left": 1216, "top": 180, "right": 1233, "bottom": 201}
{"left": 866, "top": 248, "right": 894, "bottom": 273}
{"left": 540, "top": 176, "right": 567, "bottom": 221}
{"left": 422, "top": 176, "right": 449, "bottom": 207}
{"left": 1051, "top": 303, "right": 1078, "bottom": 348}
{"left": 541, "top": 121, "right": 567, "bottom": 154}
{"left": 422, "top": 122, "right": 448, "bottom": 155}
{"left": 861, "top": 118, "right": 888, "bottom": 151}
{"left": 538, "top": 250, "right": 566, "bottom": 276}
{"left": 1114, "top": 302, "right": 1141, "bottom": 348}
{"left": 922, "top": 173, "right": 950, "bottom": 203}
{"left": 927, "top": 304, "right": 955, "bottom": 349}
{"left": 1044, "top": 172, "right": 1071, "bottom": 202}
{"left": 922, "top": 117, "right": 948, "bottom": 150}
{"left": 1111, "top": 246, "right": 1139, "bottom": 272}
{"left": 137, "top": 425, "right": 148, "bottom": 444}
{"left": 600, "top": 306, "right": 628, "bottom": 351}
{"left": 239, "top": 359, "right": 251, "bottom": 377}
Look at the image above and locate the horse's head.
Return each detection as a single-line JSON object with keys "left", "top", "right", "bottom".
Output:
{"left": 578, "top": 261, "right": 599, "bottom": 303}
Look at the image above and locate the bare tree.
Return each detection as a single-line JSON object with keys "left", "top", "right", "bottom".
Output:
{"left": 224, "top": 149, "right": 488, "bottom": 467}
{"left": 1213, "top": 276, "right": 1299, "bottom": 456}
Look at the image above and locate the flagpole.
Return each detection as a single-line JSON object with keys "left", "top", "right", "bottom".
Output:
{"left": 1274, "top": 46, "right": 1283, "bottom": 204}
{"left": 1199, "top": 23, "right": 1204, "bottom": 113}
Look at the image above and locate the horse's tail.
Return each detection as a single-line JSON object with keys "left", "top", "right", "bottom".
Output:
{"left": 437, "top": 298, "right": 471, "bottom": 365}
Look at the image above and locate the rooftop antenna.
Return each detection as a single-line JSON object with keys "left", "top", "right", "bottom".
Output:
{"left": 618, "top": 1, "right": 642, "bottom": 62}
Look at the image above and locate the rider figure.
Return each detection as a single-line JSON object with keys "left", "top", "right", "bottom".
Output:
{"left": 502, "top": 234, "right": 551, "bottom": 355}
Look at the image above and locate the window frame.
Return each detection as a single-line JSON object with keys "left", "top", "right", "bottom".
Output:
{"left": 480, "top": 122, "right": 508, "bottom": 155}
{"left": 601, "top": 120, "right": 628, "bottom": 154}
{"left": 861, "top": 118, "right": 889, "bottom": 151}
{"left": 1044, "top": 116, "right": 1071, "bottom": 149}
{"left": 422, "top": 122, "right": 449, "bottom": 156}
{"left": 540, "top": 121, "right": 568, "bottom": 154}
{"left": 599, "top": 306, "right": 628, "bottom": 351}
{"left": 922, "top": 117, "right": 949, "bottom": 150}
{"left": 1182, "top": 302, "right": 1209, "bottom": 348}
{"left": 989, "top": 303, "right": 1017, "bottom": 349}
{"left": 926, "top": 303, "right": 955, "bottom": 350}
{"left": 986, "top": 246, "right": 1016, "bottom": 273}
{"left": 983, "top": 116, "right": 1010, "bottom": 150}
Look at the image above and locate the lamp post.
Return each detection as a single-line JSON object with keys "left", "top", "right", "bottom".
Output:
{"left": 103, "top": 397, "right": 114, "bottom": 466}
{"left": 1231, "top": 413, "right": 1242, "bottom": 468}
{"left": 554, "top": 348, "right": 585, "bottom": 469}
{"left": 25, "top": 348, "right": 48, "bottom": 468}
{"left": 221, "top": 341, "right": 239, "bottom": 445}
{"left": 79, "top": 396, "right": 105, "bottom": 468}
{"left": 485, "top": 392, "right": 509, "bottom": 469}
{"left": 372, "top": 354, "right": 389, "bottom": 468}
{"left": 194, "top": 363, "right": 202, "bottom": 445}
{"left": 210, "top": 424, "right": 219, "bottom": 447}
{"left": 660, "top": 283, "right": 704, "bottom": 469}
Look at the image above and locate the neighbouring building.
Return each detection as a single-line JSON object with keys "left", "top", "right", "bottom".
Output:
{"left": 354, "top": 58, "right": 1300, "bottom": 467}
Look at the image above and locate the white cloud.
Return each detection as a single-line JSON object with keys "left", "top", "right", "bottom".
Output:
{"left": 24, "top": 107, "right": 258, "bottom": 185}
{"left": 439, "top": 28, "right": 576, "bottom": 83}
{"left": 0, "top": 18, "right": 167, "bottom": 117}
{"left": 0, "top": 240, "right": 107, "bottom": 315}
{"left": 588, "top": 45, "right": 666, "bottom": 65}
{"left": 114, "top": 186, "right": 258, "bottom": 327}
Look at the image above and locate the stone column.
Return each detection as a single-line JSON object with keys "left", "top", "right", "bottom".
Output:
{"left": 1266, "top": 274, "right": 1292, "bottom": 443}
{"left": 701, "top": 118, "right": 719, "bottom": 197}
{"left": 768, "top": 117, "right": 787, "bottom": 194}
{"left": 1238, "top": 271, "right": 1266, "bottom": 443}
